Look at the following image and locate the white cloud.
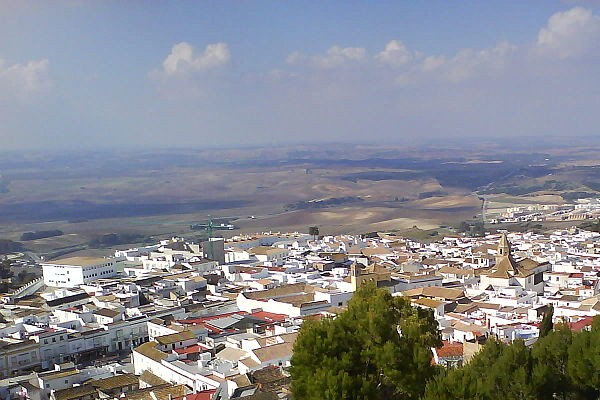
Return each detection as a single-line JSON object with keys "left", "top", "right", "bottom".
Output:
{"left": 397, "top": 41, "right": 516, "bottom": 85}
{"left": 287, "top": 45, "right": 366, "bottom": 68}
{"left": 422, "top": 55, "right": 445, "bottom": 72}
{"left": 151, "top": 7, "right": 600, "bottom": 146}
{"left": 537, "top": 7, "right": 600, "bottom": 58}
{"left": 285, "top": 51, "right": 305, "bottom": 65}
{"left": 376, "top": 40, "right": 413, "bottom": 66}
{"left": 0, "top": 58, "right": 50, "bottom": 94}
{"left": 162, "top": 42, "right": 230, "bottom": 76}
{"left": 282, "top": 8, "right": 600, "bottom": 89}
{"left": 285, "top": 38, "right": 517, "bottom": 87}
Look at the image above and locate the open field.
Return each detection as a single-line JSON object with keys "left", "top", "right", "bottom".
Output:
{"left": 3, "top": 143, "right": 600, "bottom": 257}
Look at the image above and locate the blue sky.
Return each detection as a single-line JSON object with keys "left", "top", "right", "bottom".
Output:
{"left": 1, "top": 1, "right": 600, "bottom": 150}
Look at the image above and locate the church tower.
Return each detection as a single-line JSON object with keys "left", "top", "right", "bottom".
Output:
{"left": 498, "top": 233, "right": 511, "bottom": 256}
{"left": 495, "top": 232, "right": 514, "bottom": 268}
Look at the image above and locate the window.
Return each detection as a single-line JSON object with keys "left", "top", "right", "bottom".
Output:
{"left": 44, "top": 339, "right": 48, "bottom": 344}
{"left": 52, "top": 338, "right": 56, "bottom": 343}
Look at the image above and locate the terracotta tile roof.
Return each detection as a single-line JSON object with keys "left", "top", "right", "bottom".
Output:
{"left": 248, "top": 246, "right": 287, "bottom": 256}
{"left": 239, "top": 357, "right": 261, "bottom": 369}
{"left": 435, "top": 341, "right": 464, "bottom": 358}
{"left": 453, "top": 303, "right": 479, "bottom": 313}
{"left": 134, "top": 341, "right": 168, "bottom": 362}
{"left": 91, "top": 374, "right": 138, "bottom": 390}
{"left": 569, "top": 316, "right": 594, "bottom": 332}
{"left": 139, "top": 370, "right": 166, "bottom": 386}
{"left": 402, "top": 286, "right": 465, "bottom": 300}
{"left": 53, "top": 385, "right": 96, "bottom": 400}
{"left": 413, "top": 298, "right": 444, "bottom": 309}
{"left": 94, "top": 308, "right": 120, "bottom": 318}
{"left": 173, "top": 390, "right": 216, "bottom": 400}
{"left": 174, "top": 344, "right": 211, "bottom": 355}
{"left": 452, "top": 321, "right": 487, "bottom": 334}
{"left": 242, "top": 283, "right": 313, "bottom": 300}
{"left": 126, "top": 385, "right": 187, "bottom": 400}
{"left": 217, "top": 346, "right": 250, "bottom": 363}
{"left": 252, "top": 342, "right": 293, "bottom": 363}
{"left": 437, "top": 266, "right": 475, "bottom": 276}
{"left": 250, "top": 311, "right": 287, "bottom": 323}
{"left": 155, "top": 330, "right": 196, "bottom": 345}
{"left": 361, "top": 247, "right": 393, "bottom": 257}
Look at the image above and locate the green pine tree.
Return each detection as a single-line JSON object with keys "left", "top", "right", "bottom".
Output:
{"left": 308, "top": 226, "right": 319, "bottom": 241}
{"left": 424, "top": 339, "right": 537, "bottom": 400}
{"left": 539, "top": 305, "right": 554, "bottom": 338}
{"left": 290, "top": 283, "right": 440, "bottom": 400}
{"left": 531, "top": 324, "right": 573, "bottom": 400}
{"left": 567, "top": 317, "right": 600, "bottom": 398}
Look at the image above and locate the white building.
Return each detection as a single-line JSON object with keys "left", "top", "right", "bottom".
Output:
{"left": 478, "top": 234, "right": 550, "bottom": 295}
{"left": 42, "top": 257, "right": 117, "bottom": 288}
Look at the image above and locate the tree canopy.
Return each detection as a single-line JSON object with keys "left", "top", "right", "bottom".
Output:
{"left": 424, "top": 320, "right": 600, "bottom": 400}
{"left": 539, "top": 304, "right": 554, "bottom": 338}
{"left": 290, "top": 283, "right": 440, "bottom": 400}
{"left": 308, "top": 226, "right": 319, "bottom": 240}
{"left": 0, "top": 239, "right": 24, "bottom": 254}
{"left": 291, "top": 283, "right": 600, "bottom": 400}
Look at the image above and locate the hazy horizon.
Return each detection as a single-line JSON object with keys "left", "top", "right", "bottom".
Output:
{"left": 3, "top": 134, "right": 600, "bottom": 157}
{"left": 2, "top": 1, "right": 600, "bottom": 151}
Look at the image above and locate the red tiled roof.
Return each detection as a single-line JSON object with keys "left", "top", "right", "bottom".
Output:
{"left": 569, "top": 316, "right": 594, "bottom": 332}
{"left": 173, "top": 389, "right": 216, "bottom": 400}
{"left": 174, "top": 344, "right": 211, "bottom": 355}
{"left": 250, "top": 311, "right": 287, "bottom": 323}
{"left": 435, "top": 341, "right": 464, "bottom": 358}
{"left": 266, "top": 266, "right": 288, "bottom": 272}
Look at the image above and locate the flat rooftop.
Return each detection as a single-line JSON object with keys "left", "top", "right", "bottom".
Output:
{"left": 44, "top": 256, "right": 110, "bottom": 266}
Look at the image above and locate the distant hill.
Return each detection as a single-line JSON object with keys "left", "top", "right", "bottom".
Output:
{"left": 20, "top": 230, "right": 63, "bottom": 241}
{"left": 0, "top": 239, "right": 24, "bottom": 254}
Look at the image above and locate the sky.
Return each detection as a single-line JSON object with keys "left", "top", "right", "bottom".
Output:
{"left": 1, "top": 0, "right": 600, "bottom": 151}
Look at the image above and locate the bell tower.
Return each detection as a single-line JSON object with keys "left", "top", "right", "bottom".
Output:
{"left": 496, "top": 232, "right": 512, "bottom": 265}
{"left": 498, "top": 233, "right": 511, "bottom": 256}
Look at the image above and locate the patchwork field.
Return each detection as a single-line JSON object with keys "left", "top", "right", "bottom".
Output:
{"left": 2, "top": 143, "right": 600, "bottom": 257}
